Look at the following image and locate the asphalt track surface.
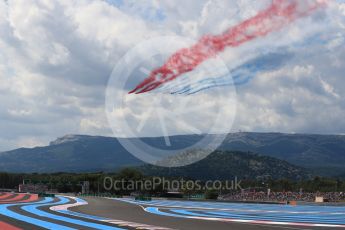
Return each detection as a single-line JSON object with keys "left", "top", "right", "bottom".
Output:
{"left": 73, "top": 197, "right": 345, "bottom": 230}
{"left": 1, "top": 192, "right": 345, "bottom": 230}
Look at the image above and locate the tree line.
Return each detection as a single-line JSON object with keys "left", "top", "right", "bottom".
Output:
{"left": 0, "top": 169, "right": 344, "bottom": 194}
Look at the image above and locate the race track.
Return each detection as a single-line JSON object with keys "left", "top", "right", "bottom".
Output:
{"left": 1, "top": 192, "right": 345, "bottom": 230}
{"left": 113, "top": 198, "right": 345, "bottom": 229}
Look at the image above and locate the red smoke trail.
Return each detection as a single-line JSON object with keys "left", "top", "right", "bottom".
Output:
{"left": 129, "top": 0, "right": 325, "bottom": 94}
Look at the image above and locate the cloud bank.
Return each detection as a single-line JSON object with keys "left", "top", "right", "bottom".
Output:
{"left": 0, "top": 0, "right": 344, "bottom": 151}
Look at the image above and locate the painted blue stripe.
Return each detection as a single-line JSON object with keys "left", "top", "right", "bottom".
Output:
{"left": 55, "top": 197, "right": 110, "bottom": 221}
{"left": 145, "top": 207, "right": 183, "bottom": 218}
{"left": 146, "top": 206, "right": 345, "bottom": 225}
{"left": 207, "top": 210, "right": 345, "bottom": 219}
{"left": 171, "top": 209, "right": 345, "bottom": 225}
{"left": 58, "top": 210, "right": 107, "bottom": 221}
{"left": 117, "top": 198, "right": 345, "bottom": 212}
{"left": 205, "top": 210, "right": 345, "bottom": 223}
{"left": 22, "top": 196, "right": 124, "bottom": 230}
{"left": 53, "top": 197, "right": 106, "bottom": 221}
{"left": 0, "top": 198, "right": 75, "bottom": 230}
{"left": 118, "top": 198, "right": 345, "bottom": 226}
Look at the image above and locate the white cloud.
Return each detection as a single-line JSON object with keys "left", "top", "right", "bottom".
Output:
{"left": 0, "top": 0, "right": 344, "bottom": 151}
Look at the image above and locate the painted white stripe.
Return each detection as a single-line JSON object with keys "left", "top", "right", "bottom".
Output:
{"left": 114, "top": 198, "right": 345, "bottom": 215}
{"left": 144, "top": 207, "right": 345, "bottom": 228}
{"left": 50, "top": 196, "right": 88, "bottom": 211}
{"left": 50, "top": 196, "right": 175, "bottom": 230}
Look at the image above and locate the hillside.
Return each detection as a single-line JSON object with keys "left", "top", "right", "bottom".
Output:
{"left": 220, "top": 132, "right": 345, "bottom": 175}
{"left": 0, "top": 132, "right": 344, "bottom": 175}
{"left": 139, "top": 150, "right": 311, "bottom": 180}
{"left": 0, "top": 135, "right": 143, "bottom": 173}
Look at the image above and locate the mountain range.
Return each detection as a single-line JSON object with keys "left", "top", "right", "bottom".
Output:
{"left": 139, "top": 150, "right": 310, "bottom": 180}
{"left": 0, "top": 132, "right": 344, "bottom": 177}
{"left": 220, "top": 132, "right": 345, "bottom": 176}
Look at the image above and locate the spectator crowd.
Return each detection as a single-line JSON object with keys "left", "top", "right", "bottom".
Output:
{"left": 220, "top": 191, "right": 345, "bottom": 202}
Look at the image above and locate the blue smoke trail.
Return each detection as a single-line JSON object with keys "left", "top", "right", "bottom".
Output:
{"left": 169, "top": 51, "right": 294, "bottom": 95}
{"left": 153, "top": 33, "right": 339, "bottom": 95}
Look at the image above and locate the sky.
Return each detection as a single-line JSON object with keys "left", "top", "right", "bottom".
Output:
{"left": 0, "top": 0, "right": 345, "bottom": 151}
